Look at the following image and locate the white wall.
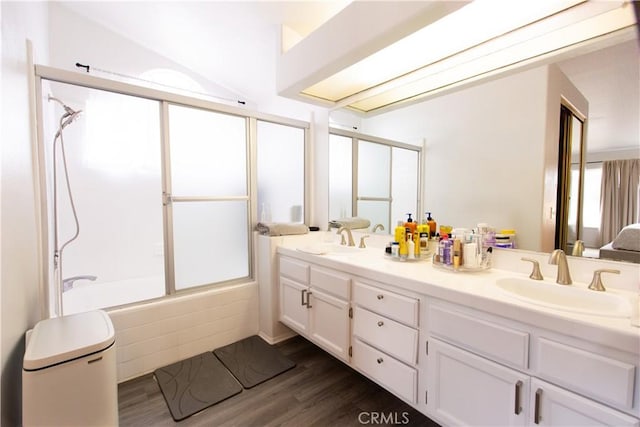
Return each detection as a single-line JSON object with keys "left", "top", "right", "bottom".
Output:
{"left": 1, "top": 2, "right": 50, "bottom": 424}
{"left": 360, "top": 67, "right": 549, "bottom": 251}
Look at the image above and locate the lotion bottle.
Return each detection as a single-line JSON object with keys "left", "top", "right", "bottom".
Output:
{"left": 407, "top": 234, "right": 415, "bottom": 259}
{"left": 426, "top": 212, "right": 437, "bottom": 238}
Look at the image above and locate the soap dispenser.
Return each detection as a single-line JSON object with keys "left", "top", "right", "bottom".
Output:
{"left": 404, "top": 213, "right": 417, "bottom": 237}
{"left": 426, "top": 212, "right": 437, "bottom": 238}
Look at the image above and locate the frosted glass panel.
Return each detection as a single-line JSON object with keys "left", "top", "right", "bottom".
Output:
{"left": 329, "top": 134, "right": 353, "bottom": 220}
{"left": 172, "top": 201, "right": 249, "bottom": 290}
{"left": 257, "top": 121, "right": 305, "bottom": 223}
{"left": 392, "top": 147, "right": 419, "bottom": 225}
{"left": 169, "top": 105, "right": 246, "bottom": 196}
{"left": 357, "top": 200, "right": 390, "bottom": 230}
{"left": 358, "top": 140, "right": 390, "bottom": 197}
{"left": 44, "top": 81, "right": 166, "bottom": 315}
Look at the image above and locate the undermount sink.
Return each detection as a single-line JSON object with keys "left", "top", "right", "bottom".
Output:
{"left": 296, "top": 243, "right": 365, "bottom": 256}
{"left": 496, "top": 277, "right": 632, "bottom": 318}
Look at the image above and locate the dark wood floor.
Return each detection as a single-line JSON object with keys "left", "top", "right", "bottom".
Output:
{"left": 118, "top": 336, "right": 440, "bottom": 426}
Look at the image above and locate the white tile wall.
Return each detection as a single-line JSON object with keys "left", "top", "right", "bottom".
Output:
{"left": 108, "top": 282, "right": 259, "bottom": 382}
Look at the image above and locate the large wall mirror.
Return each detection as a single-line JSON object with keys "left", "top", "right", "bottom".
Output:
{"left": 328, "top": 34, "right": 639, "bottom": 263}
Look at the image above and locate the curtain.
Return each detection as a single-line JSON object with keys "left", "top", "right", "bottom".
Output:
{"left": 600, "top": 159, "right": 640, "bottom": 244}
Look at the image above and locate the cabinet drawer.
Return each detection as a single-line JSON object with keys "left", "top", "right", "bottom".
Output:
{"left": 310, "top": 266, "right": 350, "bottom": 300}
{"left": 353, "top": 338, "right": 417, "bottom": 404}
{"left": 428, "top": 304, "right": 529, "bottom": 369}
{"left": 353, "top": 306, "right": 418, "bottom": 365}
{"left": 352, "top": 281, "right": 418, "bottom": 327}
{"left": 536, "top": 337, "right": 636, "bottom": 410}
{"left": 279, "top": 257, "right": 309, "bottom": 284}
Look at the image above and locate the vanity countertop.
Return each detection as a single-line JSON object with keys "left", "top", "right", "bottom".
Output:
{"left": 276, "top": 238, "right": 640, "bottom": 355}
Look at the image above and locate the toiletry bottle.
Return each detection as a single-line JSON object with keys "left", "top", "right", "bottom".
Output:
{"left": 404, "top": 213, "right": 417, "bottom": 238}
{"left": 426, "top": 212, "right": 437, "bottom": 238}
{"left": 453, "top": 239, "right": 462, "bottom": 268}
{"left": 394, "top": 220, "right": 406, "bottom": 243}
{"left": 413, "top": 232, "right": 421, "bottom": 258}
{"left": 407, "top": 234, "right": 415, "bottom": 259}
{"left": 419, "top": 222, "right": 429, "bottom": 258}
{"left": 399, "top": 230, "right": 408, "bottom": 260}
{"left": 391, "top": 242, "right": 400, "bottom": 258}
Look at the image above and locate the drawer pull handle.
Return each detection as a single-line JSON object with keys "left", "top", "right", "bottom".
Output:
{"left": 377, "top": 321, "right": 384, "bottom": 327}
{"left": 514, "top": 380, "right": 523, "bottom": 415}
{"left": 306, "top": 291, "right": 313, "bottom": 309}
{"left": 376, "top": 357, "right": 383, "bottom": 364}
{"left": 534, "top": 388, "right": 542, "bottom": 424}
{"left": 301, "top": 289, "right": 307, "bottom": 306}
{"left": 377, "top": 294, "right": 384, "bottom": 300}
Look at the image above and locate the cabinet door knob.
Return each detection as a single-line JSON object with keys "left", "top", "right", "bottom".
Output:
{"left": 377, "top": 294, "right": 384, "bottom": 300}
{"left": 377, "top": 321, "right": 384, "bottom": 327}
{"left": 376, "top": 357, "right": 383, "bottom": 364}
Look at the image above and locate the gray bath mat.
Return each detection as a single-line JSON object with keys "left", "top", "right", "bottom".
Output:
{"left": 154, "top": 352, "right": 242, "bottom": 421}
{"left": 214, "top": 335, "right": 296, "bottom": 389}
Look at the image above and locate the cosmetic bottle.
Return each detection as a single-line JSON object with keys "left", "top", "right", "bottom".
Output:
{"left": 399, "top": 233, "right": 408, "bottom": 260}
{"left": 394, "top": 220, "right": 405, "bottom": 243}
{"left": 413, "top": 232, "right": 421, "bottom": 258}
{"left": 453, "top": 239, "right": 462, "bottom": 268}
{"left": 419, "top": 224, "right": 429, "bottom": 258}
{"left": 404, "top": 213, "right": 417, "bottom": 238}
{"left": 407, "top": 234, "right": 415, "bottom": 259}
{"left": 426, "top": 212, "right": 437, "bottom": 238}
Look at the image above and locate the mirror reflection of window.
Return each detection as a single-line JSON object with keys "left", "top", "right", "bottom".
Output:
{"left": 329, "top": 129, "right": 421, "bottom": 231}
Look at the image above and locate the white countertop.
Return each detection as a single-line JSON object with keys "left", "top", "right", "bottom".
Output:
{"left": 275, "top": 235, "right": 640, "bottom": 355}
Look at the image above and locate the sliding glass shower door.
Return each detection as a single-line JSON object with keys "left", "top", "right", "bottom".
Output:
{"left": 44, "top": 81, "right": 166, "bottom": 315}
{"left": 166, "top": 104, "right": 250, "bottom": 290}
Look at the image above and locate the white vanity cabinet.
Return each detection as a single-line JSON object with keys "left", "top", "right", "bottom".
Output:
{"left": 279, "top": 256, "right": 351, "bottom": 361}
{"left": 351, "top": 279, "right": 420, "bottom": 403}
{"left": 426, "top": 300, "right": 640, "bottom": 426}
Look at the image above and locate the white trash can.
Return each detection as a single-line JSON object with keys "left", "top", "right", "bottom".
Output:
{"left": 22, "top": 310, "right": 118, "bottom": 426}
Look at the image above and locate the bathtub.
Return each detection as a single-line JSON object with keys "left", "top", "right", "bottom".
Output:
{"left": 63, "top": 275, "right": 165, "bottom": 315}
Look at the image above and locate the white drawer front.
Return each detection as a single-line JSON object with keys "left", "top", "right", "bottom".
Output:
{"left": 310, "top": 266, "right": 350, "bottom": 300}
{"left": 353, "top": 306, "right": 418, "bottom": 365}
{"left": 279, "top": 257, "right": 309, "bottom": 284}
{"left": 353, "top": 338, "right": 417, "bottom": 404}
{"left": 353, "top": 281, "right": 418, "bottom": 327}
{"left": 537, "top": 337, "right": 636, "bottom": 410}
{"left": 429, "top": 304, "right": 529, "bottom": 369}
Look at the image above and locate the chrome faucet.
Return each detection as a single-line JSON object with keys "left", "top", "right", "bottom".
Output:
{"left": 548, "top": 249, "right": 572, "bottom": 285}
{"left": 372, "top": 223, "right": 385, "bottom": 233}
{"left": 63, "top": 275, "right": 97, "bottom": 292}
{"left": 337, "top": 227, "right": 355, "bottom": 247}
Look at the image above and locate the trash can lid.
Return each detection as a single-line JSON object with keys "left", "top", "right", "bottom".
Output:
{"left": 23, "top": 310, "right": 115, "bottom": 371}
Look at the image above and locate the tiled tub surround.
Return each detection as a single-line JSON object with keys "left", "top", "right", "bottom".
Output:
{"left": 273, "top": 232, "right": 640, "bottom": 426}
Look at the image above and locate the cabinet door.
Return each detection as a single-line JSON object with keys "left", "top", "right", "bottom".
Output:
{"left": 428, "top": 338, "right": 529, "bottom": 427}
{"left": 309, "top": 287, "right": 350, "bottom": 361}
{"left": 279, "top": 277, "right": 309, "bottom": 333}
{"left": 530, "top": 378, "right": 640, "bottom": 426}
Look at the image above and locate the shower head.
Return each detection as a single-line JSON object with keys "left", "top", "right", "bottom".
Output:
{"left": 48, "top": 94, "right": 82, "bottom": 120}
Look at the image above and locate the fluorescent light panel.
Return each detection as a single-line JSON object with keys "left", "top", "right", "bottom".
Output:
{"left": 299, "top": 0, "right": 635, "bottom": 113}
{"left": 348, "top": 3, "right": 636, "bottom": 112}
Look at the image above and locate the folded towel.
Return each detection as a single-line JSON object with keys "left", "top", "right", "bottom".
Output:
{"left": 256, "top": 222, "right": 309, "bottom": 236}
{"left": 328, "top": 217, "right": 371, "bottom": 230}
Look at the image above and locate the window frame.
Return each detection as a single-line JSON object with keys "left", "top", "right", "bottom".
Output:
{"left": 329, "top": 127, "right": 423, "bottom": 230}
